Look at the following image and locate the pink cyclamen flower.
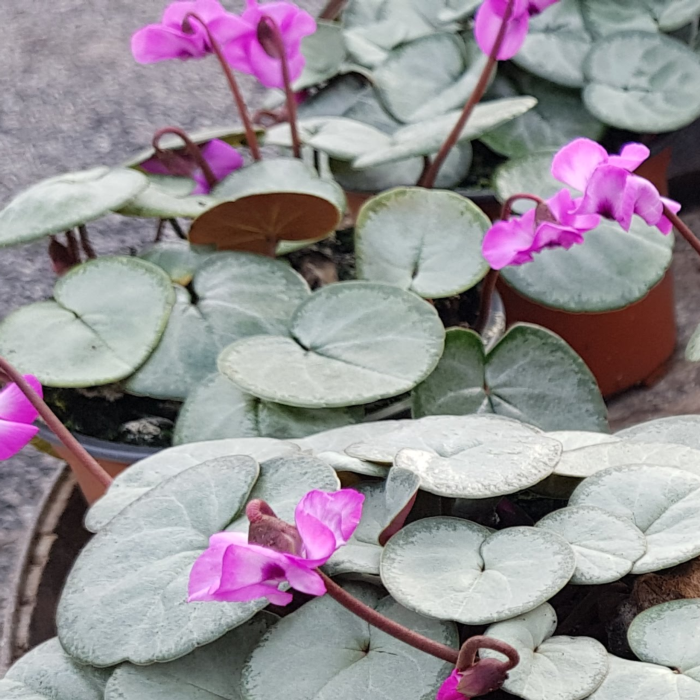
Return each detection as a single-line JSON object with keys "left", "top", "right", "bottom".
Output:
{"left": 222, "top": 0, "right": 316, "bottom": 89}
{"left": 551, "top": 138, "right": 681, "bottom": 234}
{"left": 141, "top": 139, "right": 244, "bottom": 194}
{"left": 132, "top": 0, "right": 248, "bottom": 63}
{"left": 437, "top": 670, "right": 468, "bottom": 700}
{"left": 188, "top": 489, "right": 364, "bottom": 605}
{"left": 482, "top": 189, "right": 600, "bottom": 269}
{"left": 475, "top": 0, "right": 559, "bottom": 60}
{"left": 0, "top": 376, "right": 42, "bottom": 460}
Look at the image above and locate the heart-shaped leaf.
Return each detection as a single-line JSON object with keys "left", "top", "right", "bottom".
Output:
{"left": 84, "top": 438, "right": 301, "bottom": 533}
{"left": 0, "top": 167, "right": 148, "bottom": 247}
{"left": 582, "top": 0, "right": 700, "bottom": 36}
{"left": 616, "top": 414, "right": 700, "bottom": 449}
{"left": 374, "top": 33, "right": 488, "bottom": 123}
{"left": 536, "top": 505, "right": 646, "bottom": 584}
{"left": 124, "top": 252, "right": 310, "bottom": 401}
{"left": 0, "top": 639, "right": 110, "bottom": 700}
{"left": 628, "top": 599, "right": 700, "bottom": 680}
{"left": 553, "top": 441, "right": 700, "bottom": 478}
{"left": 352, "top": 97, "right": 537, "bottom": 168}
{"left": 480, "top": 73, "right": 605, "bottom": 159}
{"left": 294, "top": 21, "right": 347, "bottom": 90}
{"left": 325, "top": 468, "right": 420, "bottom": 576}
{"left": 117, "top": 175, "right": 215, "bottom": 219}
{"left": 547, "top": 430, "right": 619, "bottom": 451}
{"left": 173, "top": 373, "right": 362, "bottom": 444}
{"left": 512, "top": 0, "right": 593, "bottom": 87}
{"left": 242, "top": 582, "right": 457, "bottom": 700}
{"left": 292, "top": 420, "right": 411, "bottom": 477}
{"left": 569, "top": 465, "right": 700, "bottom": 574}
{"left": 346, "top": 413, "right": 543, "bottom": 463}
{"left": 482, "top": 603, "right": 609, "bottom": 700}
{"left": 0, "top": 257, "right": 174, "bottom": 386}
{"left": 411, "top": 326, "right": 608, "bottom": 431}
{"left": 188, "top": 159, "right": 346, "bottom": 254}
{"left": 57, "top": 457, "right": 267, "bottom": 666}
{"left": 104, "top": 615, "right": 276, "bottom": 700}
{"left": 140, "top": 240, "right": 216, "bottom": 286}
{"left": 587, "top": 655, "right": 700, "bottom": 700}
{"left": 380, "top": 517, "right": 575, "bottom": 625}
{"left": 354, "top": 188, "right": 490, "bottom": 298}
{"left": 218, "top": 281, "right": 445, "bottom": 408}
{"left": 583, "top": 31, "right": 700, "bottom": 132}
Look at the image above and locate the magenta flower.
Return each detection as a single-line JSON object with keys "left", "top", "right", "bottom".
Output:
{"left": 141, "top": 139, "right": 243, "bottom": 194}
{"left": 0, "top": 376, "right": 42, "bottom": 460}
{"left": 437, "top": 670, "right": 468, "bottom": 700}
{"left": 131, "top": 0, "right": 248, "bottom": 63}
{"left": 482, "top": 189, "right": 600, "bottom": 269}
{"left": 188, "top": 489, "right": 364, "bottom": 605}
{"left": 222, "top": 0, "right": 316, "bottom": 89}
{"left": 551, "top": 138, "right": 681, "bottom": 234}
{"left": 474, "top": 0, "right": 559, "bottom": 60}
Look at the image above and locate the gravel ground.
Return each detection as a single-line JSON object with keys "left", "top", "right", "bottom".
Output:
{"left": 0, "top": 0, "right": 322, "bottom": 656}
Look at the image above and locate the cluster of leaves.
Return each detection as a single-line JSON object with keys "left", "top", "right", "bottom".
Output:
{"left": 5, "top": 413, "right": 700, "bottom": 700}
{"left": 288, "top": 0, "right": 700, "bottom": 174}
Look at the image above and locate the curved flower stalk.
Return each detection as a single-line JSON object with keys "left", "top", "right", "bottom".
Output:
{"left": 189, "top": 489, "right": 364, "bottom": 604}
{"left": 142, "top": 135, "right": 243, "bottom": 194}
{"left": 0, "top": 374, "right": 43, "bottom": 459}
{"left": 475, "top": 0, "right": 559, "bottom": 60}
{"left": 551, "top": 138, "right": 681, "bottom": 234}
{"left": 482, "top": 189, "right": 600, "bottom": 269}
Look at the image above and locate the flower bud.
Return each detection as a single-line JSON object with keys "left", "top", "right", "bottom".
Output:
{"left": 256, "top": 16, "right": 284, "bottom": 59}
{"left": 246, "top": 499, "right": 303, "bottom": 555}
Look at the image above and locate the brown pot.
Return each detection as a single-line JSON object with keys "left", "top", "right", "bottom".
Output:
{"left": 34, "top": 426, "right": 159, "bottom": 505}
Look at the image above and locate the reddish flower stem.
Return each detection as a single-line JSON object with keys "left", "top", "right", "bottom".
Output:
{"left": 457, "top": 635, "right": 519, "bottom": 672}
{"left": 474, "top": 268, "right": 500, "bottom": 335}
{"left": 0, "top": 357, "right": 112, "bottom": 490}
{"left": 419, "top": 0, "right": 515, "bottom": 189}
{"left": 257, "top": 17, "right": 302, "bottom": 158}
{"left": 66, "top": 230, "right": 81, "bottom": 263}
{"left": 317, "top": 570, "right": 458, "bottom": 663}
{"left": 152, "top": 126, "right": 219, "bottom": 189}
{"left": 500, "top": 192, "right": 547, "bottom": 221}
{"left": 664, "top": 205, "right": 700, "bottom": 257}
{"left": 319, "top": 0, "right": 347, "bottom": 20}
{"left": 183, "top": 12, "right": 262, "bottom": 161}
{"left": 78, "top": 225, "right": 96, "bottom": 259}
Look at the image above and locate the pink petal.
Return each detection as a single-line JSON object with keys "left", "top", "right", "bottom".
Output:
{"left": 609, "top": 142, "right": 650, "bottom": 172}
{"left": 627, "top": 175, "right": 663, "bottom": 229}
{"left": 551, "top": 138, "right": 608, "bottom": 192}
{"left": 140, "top": 156, "right": 174, "bottom": 176}
{"left": 657, "top": 197, "right": 681, "bottom": 235}
{"left": 296, "top": 489, "right": 365, "bottom": 551}
{"left": 245, "top": 38, "right": 289, "bottom": 88}
{"left": 254, "top": 2, "right": 317, "bottom": 48}
{"left": 474, "top": 1, "right": 529, "bottom": 60}
{"left": 436, "top": 670, "right": 465, "bottom": 700}
{"left": 162, "top": 1, "right": 200, "bottom": 29}
{"left": 282, "top": 561, "right": 327, "bottom": 596}
{"left": 532, "top": 222, "right": 584, "bottom": 251}
{"left": 577, "top": 165, "right": 634, "bottom": 230}
{"left": 0, "top": 376, "right": 42, "bottom": 424}
{"left": 0, "top": 421, "right": 39, "bottom": 460}
{"left": 200, "top": 140, "right": 244, "bottom": 181}
{"left": 293, "top": 513, "right": 338, "bottom": 563}
{"left": 548, "top": 190, "right": 600, "bottom": 231}
{"left": 207, "top": 13, "right": 254, "bottom": 46}
{"left": 481, "top": 216, "right": 536, "bottom": 269}
{"left": 131, "top": 25, "right": 206, "bottom": 63}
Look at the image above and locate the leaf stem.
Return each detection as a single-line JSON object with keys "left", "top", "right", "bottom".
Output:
{"left": 78, "top": 225, "right": 96, "bottom": 259}
{"left": 0, "top": 357, "right": 112, "bottom": 490}
{"left": 663, "top": 205, "right": 700, "bottom": 257}
{"left": 419, "top": 0, "right": 515, "bottom": 189}
{"left": 317, "top": 570, "right": 458, "bottom": 663}
{"left": 257, "top": 17, "right": 302, "bottom": 158}
{"left": 473, "top": 268, "right": 500, "bottom": 335}
{"left": 66, "top": 230, "right": 81, "bottom": 263}
{"left": 319, "top": 0, "right": 347, "bottom": 20}
{"left": 183, "top": 12, "right": 261, "bottom": 161}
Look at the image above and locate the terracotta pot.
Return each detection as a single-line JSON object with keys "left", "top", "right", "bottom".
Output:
{"left": 495, "top": 148, "right": 676, "bottom": 397}
{"left": 34, "top": 426, "right": 159, "bottom": 505}
{"left": 0, "top": 467, "right": 89, "bottom": 672}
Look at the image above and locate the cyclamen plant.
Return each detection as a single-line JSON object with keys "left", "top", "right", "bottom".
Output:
{"left": 7, "top": 2, "right": 700, "bottom": 699}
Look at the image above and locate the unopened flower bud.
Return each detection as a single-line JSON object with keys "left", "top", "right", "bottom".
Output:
{"left": 246, "top": 499, "right": 303, "bottom": 555}
{"left": 256, "top": 16, "right": 284, "bottom": 58}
